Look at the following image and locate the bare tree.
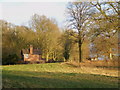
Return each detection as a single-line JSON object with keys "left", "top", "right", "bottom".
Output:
{"left": 89, "top": 1, "right": 119, "bottom": 60}
{"left": 66, "top": 2, "right": 92, "bottom": 63}
{"left": 90, "top": 2, "right": 119, "bottom": 18}
{"left": 29, "top": 14, "right": 60, "bottom": 62}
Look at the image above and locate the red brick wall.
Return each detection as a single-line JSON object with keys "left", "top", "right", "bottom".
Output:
{"left": 24, "top": 54, "right": 41, "bottom": 61}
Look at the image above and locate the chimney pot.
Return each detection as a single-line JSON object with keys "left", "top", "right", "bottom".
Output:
{"left": 30, "top": 45, "right": 33, "bottom": 54}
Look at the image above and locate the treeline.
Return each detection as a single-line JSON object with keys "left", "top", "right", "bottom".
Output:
{"left": 2, "top": 1, "right": 119, "bottom": 65}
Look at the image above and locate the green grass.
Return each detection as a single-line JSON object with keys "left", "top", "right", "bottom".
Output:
{"left": 2, "top": 63, "right": 119, "bottom": 88}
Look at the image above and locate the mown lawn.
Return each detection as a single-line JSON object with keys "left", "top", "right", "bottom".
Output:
{"left": 2, "top": 63, "right": 119, "bottom": 88}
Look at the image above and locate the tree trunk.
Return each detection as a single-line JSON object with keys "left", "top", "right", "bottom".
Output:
{"left": 78, "top": 31, "right": 82, "bottom": 63}
{"left": 109, "top": 48, "right": 112, "bottom": 60}
{"left": 78, "top": 42, "right": 82, "bottom": 63}
{"left": 46, "top": 53, "right": 49, "bottom": 62}
{"left": 52, "top": 52, "right": 56, "bottom": 61}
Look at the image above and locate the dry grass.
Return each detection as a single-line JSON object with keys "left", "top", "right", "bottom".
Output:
{"left": 68, "top": 60, "right": 119, "bottom": 68}
{"left": 64, "top": 60, "right": 119, "bottom": 77}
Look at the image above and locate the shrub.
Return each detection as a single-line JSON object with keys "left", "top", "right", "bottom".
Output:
{"left": 29, "top": 60, "right": 46, "bottom": 64}
{"left": 2, "top": 54, "right": 19, "bottom": 65}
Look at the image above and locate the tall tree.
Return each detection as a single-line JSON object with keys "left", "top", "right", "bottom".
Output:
{"left": 66, "top": 2, "right": 92, "bottom": 62}
{"left": 30, "top": 14, "right": 60, "bottom": 61}
{"left": 89, "top": 1, "right": 119, "bottom": 60}
{"left": 60, "top": 29, "right": 77, "bottom": 61}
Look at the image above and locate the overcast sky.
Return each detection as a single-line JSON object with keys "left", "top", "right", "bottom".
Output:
{"left": 0, "top": 2, "right": 68, "bottom": 28}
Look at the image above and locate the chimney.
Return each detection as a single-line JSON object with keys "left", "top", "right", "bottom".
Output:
{"left": 30, "top": 45, "right": 33, "bottom": 54}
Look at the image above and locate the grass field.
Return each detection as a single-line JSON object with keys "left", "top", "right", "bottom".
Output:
{"left": 2, "top": 63, "right": 119, "bottom": 88}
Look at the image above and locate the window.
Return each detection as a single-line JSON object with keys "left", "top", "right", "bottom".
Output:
{"left": 24, "top": 54, "right": 29, "bottom": 58}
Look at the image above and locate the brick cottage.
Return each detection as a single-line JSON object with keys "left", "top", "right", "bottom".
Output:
{"left": 21, "top": 45, "right": 42, "bottom": 62}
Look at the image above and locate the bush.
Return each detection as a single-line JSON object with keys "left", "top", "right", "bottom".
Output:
{"left": 29, "top": 60, "right": 46, "bottom": 64}
{"left": 47, "top": 59, "right": 55, "bottom": 63}
{"left": 2, "top": 54, "right": 19, "bottom": 65}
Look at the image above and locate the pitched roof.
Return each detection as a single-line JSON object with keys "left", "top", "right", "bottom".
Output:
{"left": 22, "top": 49, "right": 29, "bottom": 54}
{"left": 33, "top": 49, "right": 42, "bottom": 55}
{"left": 22, "top": 48, "right": 42, "bottom": 55}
